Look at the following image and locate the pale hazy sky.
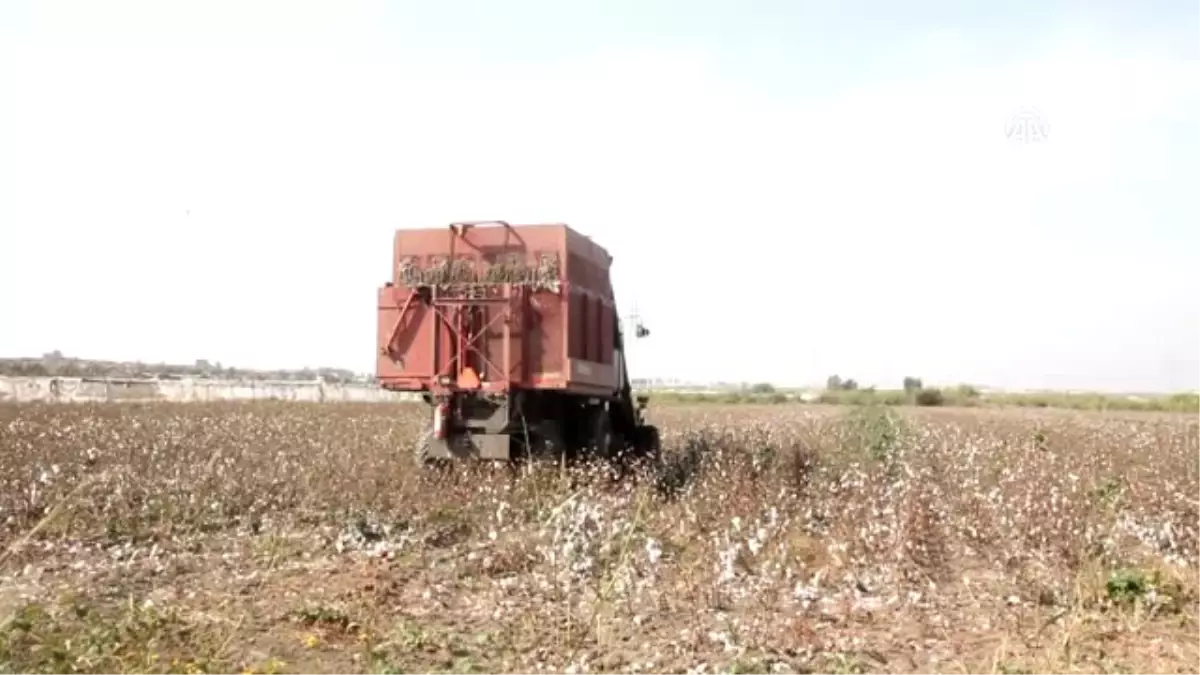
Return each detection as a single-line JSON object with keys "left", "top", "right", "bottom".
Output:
{"left": 0, "top": 0, "right": 1196, "bottom": 392}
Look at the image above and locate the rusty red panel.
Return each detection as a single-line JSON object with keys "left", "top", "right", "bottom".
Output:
{"left": 599, "top": 299, "right": 614, "bottom": 365}
{"left": 376, "top": 221, "right": 619, "bottom": 397}
{"left": 532, "top": 287, "right": 563, "bottom": 378}
{"left": 377, "top": 286, "right": 435, "bottom": 382}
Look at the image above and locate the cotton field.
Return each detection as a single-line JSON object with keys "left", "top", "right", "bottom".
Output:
{"left": 0, "top": 401, "right": 1196, "bottom": 674}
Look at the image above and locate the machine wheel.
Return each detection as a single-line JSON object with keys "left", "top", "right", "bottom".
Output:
{"left": 588, "top": 408, "right": 615, "bottom": 459}
{"left": 412, "top": 430, "right": 451, "bottom": 472}
{"left": 514, "top": 420, "right": 568, "bottom": 463}
{"left": 413, "top": 430, "right": 431, "bottom": 468}
{"left": 632, "top": 424, "right": 662, "bottom": 464}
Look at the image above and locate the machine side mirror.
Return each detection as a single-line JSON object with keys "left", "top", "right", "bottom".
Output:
{"left": 636, "top": 394, "right": 649, "bottom": 410}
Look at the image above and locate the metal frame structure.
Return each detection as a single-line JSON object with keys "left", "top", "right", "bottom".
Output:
{"left": 381, "top": 221, "right": 551, "bottom": 396}
{"left": 376, "top": 219, "right": 659, "bottom": 465}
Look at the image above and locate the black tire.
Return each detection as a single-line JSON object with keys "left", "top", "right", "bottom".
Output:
{"left": 413, "top": 430, "right": 432, "bottom": 468}
{"left": 537, "top": 417, "right": 568, "bottom": 458}
{"left": 633, "top": 424, "right": 662, "bottom": 464}
{"left": 413, "top": 430, "right": 451, "bottom": 472}
{"left": 538, "top": 421, "right": 568, "bottom": 461}
{"left": 515, "top": 420, "right": 568, "bottom": 464}
{"left": 589, "top": 408, "right": 615, "bottom": 459}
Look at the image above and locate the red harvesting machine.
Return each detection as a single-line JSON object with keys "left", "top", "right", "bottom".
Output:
{"left": 376, "top": 220, "right": 660, "bottom": 466}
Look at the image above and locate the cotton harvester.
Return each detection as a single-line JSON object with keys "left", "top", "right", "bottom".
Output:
{"left": 376, "top": 221, "right": 660, "bottom": 466}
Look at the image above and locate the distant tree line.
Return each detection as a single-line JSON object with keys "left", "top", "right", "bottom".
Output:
{"left": 825, "top": 373, "right": 965, "bottom": 406}
{"left": 0, "top": 352, "right": 369, "bottom": 384}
